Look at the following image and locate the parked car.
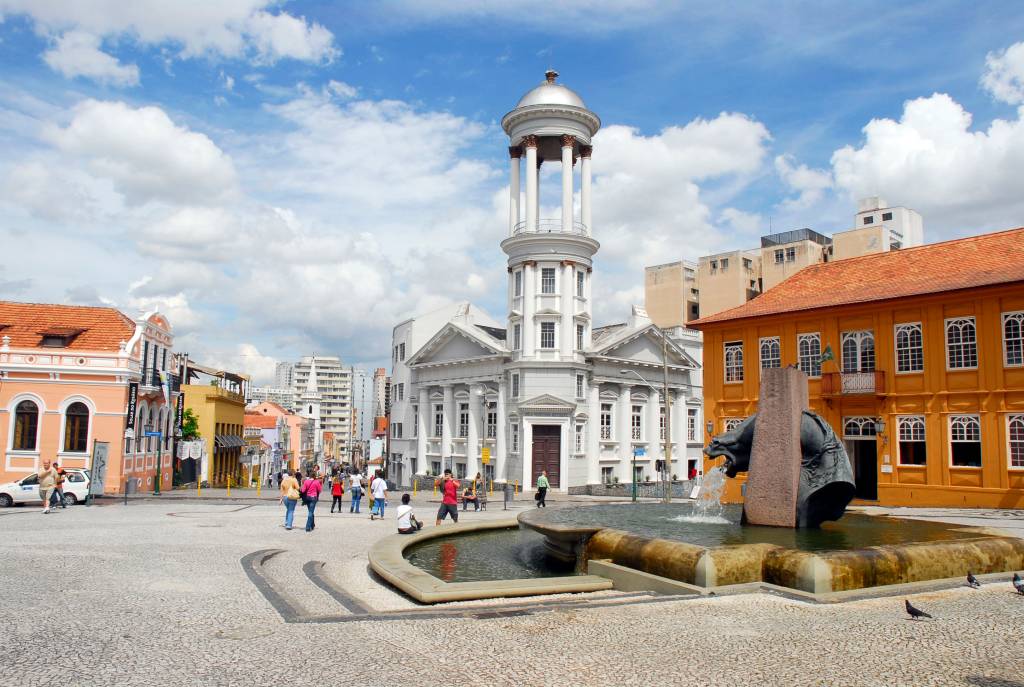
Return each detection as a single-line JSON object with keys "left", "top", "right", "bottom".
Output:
{"left": 0, "top": 468, "right": 91, "bottom": 507}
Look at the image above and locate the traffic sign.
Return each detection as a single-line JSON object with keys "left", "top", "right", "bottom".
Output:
{"left": 481, "top": 447, "right": 491, "bottom": 465}
{"left": 144, "top": 431, "right": 162, "bottom": 437}
{"left": 633, "top": 446, "right": 646, "bottom": 457}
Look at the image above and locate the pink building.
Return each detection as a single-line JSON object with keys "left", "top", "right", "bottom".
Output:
{"left": 248, "top": 401, "right": 309, "bottom": 473}
{"left": 0, "top": 302, "right": 179, "bottom": 494}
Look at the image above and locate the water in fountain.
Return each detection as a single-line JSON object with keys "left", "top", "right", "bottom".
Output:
{"left": 673, "top": 466, "right": 729, "bottom": 524}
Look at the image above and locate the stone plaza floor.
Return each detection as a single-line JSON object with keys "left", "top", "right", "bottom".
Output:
{"left": 1, "top": 496, "right": 1022, "bottom": 687}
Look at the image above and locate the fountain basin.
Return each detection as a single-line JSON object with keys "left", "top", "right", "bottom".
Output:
{"left": 519, "top": 504, "right": 1024, "bottom": 594}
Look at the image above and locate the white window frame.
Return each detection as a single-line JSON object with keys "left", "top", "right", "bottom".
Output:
{"left": 540, "top": 267, "right": 556, "bottom": 294}
{"left": 659, "top": 405, "right": 666, "bottom": 441}
{"left": 458, "top": 403, "right": 469, "bottom": 438}
{"left": 797, "top": 333, "right": 822, "bottom": 378}
{"left": 1003, "top": 311, "right": 1024, "bottom": 367}
{"left": 785, "top": 246, "right": 796, "bottom": 262}
{"left": 631, "top": 405, "right": 643, "bottom": 441}
{"left": 896, "top": 415, "right": 926, "bottom": 466}
{"left": 510, "top": 422, "right": 520, "bottom": 453}
{"left": 432, "top": 404, "right": 444, "bottom": 438}
{"left": 486, "top": 410, "right": 497, "bottom": 439}
{"left": 412, "top": 406, "right": 418, "bottom": 437}
{"left": 759, "top": 336, "right": 780, "bottom": 370}
{"left": 724, "top": 341, "right": 744, "bottom": 383}
{"left": 948, "top": 414, "right": 982, "bottom": 468}
{"left": 945, "top": 317, "right": 978, "bottom": 370}
{"left": 575, "top": 373, "right": 585, "bottom": 400}
{"left": 514, "top": 269, "right": 523, "bottom": 298}
{"left": 687, "top": 408, "right": 697, "bottom": 442}
{"left": 574, "top": 423, "right": 584, "bottom": 454}
{"left": 513, "top": 324, "right": 522, "bottom": 351}
{"left": 773, "top": 249, "right": 784, "bottom": 265}
{"left": 540, "top": 321, "right": 556, "bottom": 349}
{"left": 576, "top": 270, "right": 585, "bottom": 298}
{"left": 894, "top": 322, "right": 924, "bottom": 374}
{"left": 601, "top": 466, "right": 614, "bottom": 484}
{"left": 1008, "top": 414, "right": 1024, "bottom": 469}
{"left": 600, "top": 403, "right": 613, "bottom": 440}
{"left": 576, "top": 323, "right": 585, "bottom": 351}
{"left": 841, "top": 330, "right": 875, "bottom": 373}
{"left": 724, "top": 418, "right": 743, "bottom": 432}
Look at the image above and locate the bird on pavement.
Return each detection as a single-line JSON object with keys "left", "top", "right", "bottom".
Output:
{"left": 1013, "top": 572, "right": 1024, "bottom": 595}
{"left": 905, "top": 599, "right": 933, "bottom": 620}
{"left": 966, "top": 572, "right": 981, "bottom": 588}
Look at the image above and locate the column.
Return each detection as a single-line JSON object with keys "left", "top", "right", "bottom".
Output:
{"left": 467, "top": 385, "right": 481, "bottom": 478}
{"left": 580, "top": 145, "right": 593, "bottom": 235}
{"left": 561, "top": 261, "right": 574, "bottom": 358}
{"left": 647, "top": 391, "right": 661, "bottom": 463}
{"left": 524, "top": 135, "right": 538, "bottom": 233}
{"left": 672, "top": 390, "right": 687, "bottom": 474}
{"left": 618, "top": 384, "right": 633, "bottom": 463}
{"left": 561, "top": 135, "right": 574, "bottom": 231}
{"left": 535, "top": 159, "right": 542, "bottom": 226}
{"left": 523, "top": 261, "right": 536, "bottom": 357}
{"left": 496, "top": 377, "right": 507, "bottom": 481}
{"left": 508, "top": 146, "right": 521, "bottom": 236}
{"left": 416, "top": 387, "right": 428, "bottom": 473}
{"left": 441, "top": 384, "right": 454, "bottom": 464}
{"left": 586, "top": 378, "right": 600, "bottom": 484}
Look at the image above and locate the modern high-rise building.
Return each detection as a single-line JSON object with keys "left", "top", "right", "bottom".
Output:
{"left": 644, "top": 198, "right": 925, "bottom": 327}
{"left": 350, "top": 367, "right": 374, "bottom": 457}
{"left": 291, "top": 356, "right": 351, "bottom": 459}
{"left": 245, "top": 386, "right": 295, "bottom": 409}
{"left": 274, "top": 361, "right": 295, "bottom": 390}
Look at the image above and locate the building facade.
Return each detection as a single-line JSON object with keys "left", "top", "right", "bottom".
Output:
{"left": 249, "top": 401, "right": 308, "bottom": 472}
{"left": 0, "top": 302, "right": 180, "bottom": 494}
{"left": 693, "top": 228, "right": 1024, "bottom": 509}
{"left": 388, "top": 72, "right": 702, "bottom": 490}
{"left": 245, "top": 386, "right": 294, "bottom": 409}
{"left": 181, "top": 363, "right": 247, "bottom": 487}
{"left": 291, "top": 355, "right": 350, "bottom": 458}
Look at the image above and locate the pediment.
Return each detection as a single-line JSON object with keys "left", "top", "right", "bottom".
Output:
{"left": 518, "top": 393, "right": 576, "bottom": 410}
{"left": 591, "top": 326, "right": 698, "bottom": 369}
{"left": 407, "top": 323, "right": 506, "bottom": 367}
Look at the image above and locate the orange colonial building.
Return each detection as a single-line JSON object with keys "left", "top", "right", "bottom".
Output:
{"left": 0, "top": 302, "right": 180, "bottom": 494}
{"left": 692, "top": 228, "right": 1024, "bottom": 509}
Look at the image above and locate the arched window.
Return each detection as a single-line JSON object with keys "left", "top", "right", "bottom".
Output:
{"left": 63, "top": 402, "right": 90, "bottom": 453}
{"left": 147, "top": 406, "right": 158, "bottom": 452}
{"left": 134, "top": 403, "right": 147, "bottom": 454}
{"left": 946, "top": 317, "right": 977, "bottom": 369}
{"left": 13, "top": 400, "right": 39, "bottom": 451}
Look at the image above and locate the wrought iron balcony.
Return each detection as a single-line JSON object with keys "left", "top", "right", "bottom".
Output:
{"left": 512, "top": 218, "right": 588, "bottom": 236}
{"left": 821, "top": 371, "right": 885, "bottom": 396}
{"left": 140, "top": 369, "right": 180, "bottom": 391}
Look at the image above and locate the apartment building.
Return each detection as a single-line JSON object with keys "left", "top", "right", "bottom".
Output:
{"left": 645, "top": 260, "right": 700, "bottom": 326}
{"left": 696, "top": 249, "right": 762, "bottom": 321}
{"left": 291, "top": 356, "right": 351, "bottom": 459}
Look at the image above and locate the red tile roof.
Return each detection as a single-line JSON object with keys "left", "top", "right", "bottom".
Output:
{"left": 692, "top": 227, "right": 1024, "bottom": 326}
{"left": 244, "top": 413, "right": 279, "bottom": 429}
{"left": 0, "top": 301, "right": 136, "bottom": 351}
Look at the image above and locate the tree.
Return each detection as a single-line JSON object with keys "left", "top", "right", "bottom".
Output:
{"left": 181, "top": 408, "right": 201, "bottom": 440}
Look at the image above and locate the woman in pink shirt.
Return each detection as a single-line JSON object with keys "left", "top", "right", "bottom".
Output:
{"left": 300, "top": 471, "right": 322, "bottom": 532}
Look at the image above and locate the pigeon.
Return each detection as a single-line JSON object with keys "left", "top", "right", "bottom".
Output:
{"left": 1014, "top": 572, "right": 1024, "bottom": 596}
{"left": 905, "top": 599, "right": 933, "bottom": 620}
{"left": 966, "top": 572, "right": 981, "bottom": 588}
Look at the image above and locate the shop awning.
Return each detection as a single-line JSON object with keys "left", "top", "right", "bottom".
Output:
{"left": 215, "top": 434, "right": 246, "bottom": 448}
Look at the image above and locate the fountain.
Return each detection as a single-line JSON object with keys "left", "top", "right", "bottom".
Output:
{"left": 384, "top": 367, "right": 1024, "bottom": 601}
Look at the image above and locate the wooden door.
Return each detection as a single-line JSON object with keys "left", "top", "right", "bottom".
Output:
{"left": 531, "top": 425, "right": 561, "bottom": 488}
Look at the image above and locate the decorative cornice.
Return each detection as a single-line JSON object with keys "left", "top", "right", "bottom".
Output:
{"left": 522, "top": 135, "right": 539, "bottom": 148}
{"left": 580, "top": 145, "right": 593, "bottom": 158}
{"left": 508, "top": 146, "right": 523, "bottom": 159}
{"left": 561, "top": 134, "right": 576, "bottom": 148}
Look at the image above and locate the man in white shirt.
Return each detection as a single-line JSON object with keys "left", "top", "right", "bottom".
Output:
{"left": 369, "top": 470, "right": 388, "bottom": 521}
{"left": 396, "top": 493, "right": 422, "bottom": 534}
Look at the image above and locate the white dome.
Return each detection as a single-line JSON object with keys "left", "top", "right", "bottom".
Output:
{"left": 515, "top": 71, "right": 587, "bottom": 109}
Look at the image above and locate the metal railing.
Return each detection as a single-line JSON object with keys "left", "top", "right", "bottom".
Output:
{"left": 512, "top": 218, "right": 588, "bottom": 236}
{"left": 821, "top": 371, "right": 885, "bottom": 395}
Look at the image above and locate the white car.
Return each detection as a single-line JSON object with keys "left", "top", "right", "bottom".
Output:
{"left": 0, "top": 469, "right": 91, "bottom": 508}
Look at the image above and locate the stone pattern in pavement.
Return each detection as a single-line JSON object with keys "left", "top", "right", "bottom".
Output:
{"left": 1, "top": 500, "right": 1022, "bottom": 686}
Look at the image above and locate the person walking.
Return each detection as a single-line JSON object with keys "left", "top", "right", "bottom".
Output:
{"left": 52, "top": 463, "right": 67, "bottom": 509}
{"left": 536, "top": 470, "right": 549, "bottom": 508}
{"left": 300, "top": 471, "right": 322, "bottom": 532}
{"left": 279, "top": 469, "right": 300, "bottom": 530}
{"left": 369, "top": 470, "right": 388, "bottom": 521}
{"left": 330, "top": 474, "right": 344, "bottom": 513}
{"left": 434, "top": 469, "right": 460, "bottom": 525}
{"left": 396, "top": 493, "right": 423, "bottom": 534}
{"left": 349, "top": 470, "right": 364, "bottom": 513}
{"left": 37, "top": 460, "right": 58, "bottom": 514}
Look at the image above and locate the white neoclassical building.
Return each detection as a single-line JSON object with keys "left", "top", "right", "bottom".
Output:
{"left": 388, "top": 71, "right": 703, "bottom": 491}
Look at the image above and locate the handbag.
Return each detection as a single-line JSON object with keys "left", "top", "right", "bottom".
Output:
{"left": 534, "top": 491, "right": 541, "bottom": 501}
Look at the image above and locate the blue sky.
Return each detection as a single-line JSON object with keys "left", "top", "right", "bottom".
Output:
{"left": 1, "top": 1, "right": 1023, "bottom": 381}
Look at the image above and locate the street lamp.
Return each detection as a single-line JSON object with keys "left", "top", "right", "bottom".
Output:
{"left": 620, "top": 360, "right": 673, "bottom": 504}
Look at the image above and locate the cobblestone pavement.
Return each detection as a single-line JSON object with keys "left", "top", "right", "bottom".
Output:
{"left": 1, "top": 500, "right": 1022, "bottom": 687}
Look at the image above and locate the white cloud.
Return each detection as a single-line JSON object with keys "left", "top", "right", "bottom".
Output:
{"left": 43, "top": 99, "right": 238, "bottom": 206}
{"left": 830, "top": 92, "right": 1024, "bottom": 232}
{"left": 326, "top": 80, "right": 358, "bottom": 99}
{"left": 0, "top": 0, "right": 338, "bottom": 82}
{"left": 774, "top": 154, "right": 832, "bottom": 210}
{"left": 42, "top": 31, "right": 139, "bottom": 86}
{"left": 982, "top": 41, "right": 1024, "bottom": 105}
{"left": 590, "top": 114, "right": 771, "bottom": 269}
{"left": 720, "top": 207, "right": 762, "bottom": 234}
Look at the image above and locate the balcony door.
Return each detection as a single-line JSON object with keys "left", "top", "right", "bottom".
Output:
{"left": 841, "top": 331, "right": 875, "bottom": 373}
{"left": 843, "top": 417, "right": 878, "bottom": 501}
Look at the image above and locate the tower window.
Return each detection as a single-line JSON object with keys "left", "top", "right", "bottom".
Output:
{"left": 576, "top": 270, "right": 585, "bottom": 297}
{"left": 863, "top": 215, "right": 874, "bottom": 225}
{"left": 540, "top": 322, "right": 556, "bottom": 349}
{"left": 514, "top": 270, "right": 522, "bottom": 297}
{"left": 541, "top": 268, "right": 556, "bottom": 294}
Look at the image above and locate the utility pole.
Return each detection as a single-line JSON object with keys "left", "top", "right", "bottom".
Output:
{"left": 661, "top": 330, "right": 672, "bottom": 504}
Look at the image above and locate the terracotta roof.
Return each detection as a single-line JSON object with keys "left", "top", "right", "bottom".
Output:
{"left": 0, "top": 301, "right": 136, "bottom": 351}
{"left": 244, "top": 413, "right": 279, "bottom": 429}
{"left": 691, "top": 227, "right": 1024, "bottom": 326}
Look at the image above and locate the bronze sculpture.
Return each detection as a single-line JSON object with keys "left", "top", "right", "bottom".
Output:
{"left": 705, "top": 411, "right": 856, "bottom": 528}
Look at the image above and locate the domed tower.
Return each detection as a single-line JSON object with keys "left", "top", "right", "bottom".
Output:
{"left": 500, "top": 70, "right": 601, "bottom": 364}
